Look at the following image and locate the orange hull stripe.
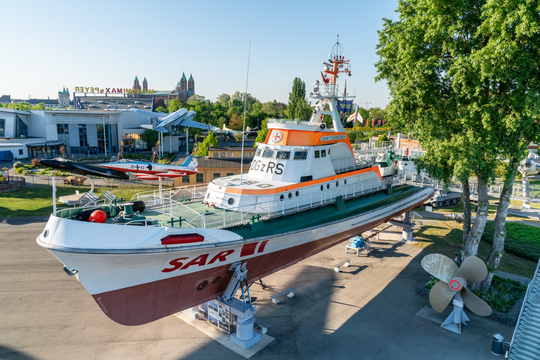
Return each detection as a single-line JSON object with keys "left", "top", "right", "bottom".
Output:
{"left": 221, "top": 166, "right": 382, "bottom": 195}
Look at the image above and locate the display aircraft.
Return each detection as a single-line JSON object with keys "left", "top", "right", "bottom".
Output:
{"left": 39, "top": 158, "right": 129, "bottom": 180}
{"left": 100, "top": 155, "right": 198, "bottom": 180}
{"left": 131, "top": 108, "right": 220, "bottom": 133}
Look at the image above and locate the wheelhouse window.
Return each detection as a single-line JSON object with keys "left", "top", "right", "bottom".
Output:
{"left": 262, "top": 149, "right": 274, "bottom": 158}
{"left": 321, "top": 149, "right": 327, "bottom": 157}
{"left": 276, "top": 151, "right": 290, "bottom": 160}
{"left": 314, "top": 150, "right": 320, "bottom": 158}
{"left": 255, "top": 148, "right": 262, "bottom": 157}
{"left": 293, "top": 151, "right": 308, "bottom": 160}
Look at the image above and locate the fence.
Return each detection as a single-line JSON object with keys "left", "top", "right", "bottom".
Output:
{"left": 0, "top": 176, "right": 26, "bottom": 193}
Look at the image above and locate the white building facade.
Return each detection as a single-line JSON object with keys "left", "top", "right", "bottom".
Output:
{"left": 0, "top": 108, "right": 153, "bottom": 160}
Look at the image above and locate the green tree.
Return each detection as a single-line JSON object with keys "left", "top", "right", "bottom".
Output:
{"left": 168, "top": 99, "right": 182, "bottom": 113}
{"left": 229, "top": 114, "right": 243, "bottom": 131}
{"left": 255, "top": 119, "right": 269, "bottom": 144}
{"left": 141, "top": 129, "right": 159, "bottom": 150}
{"left": 376, "top": 0, "right": 540, "bottom": 289}
{"left": 286, "top": 78, "right": 312, "bottom": 120}
{"left": 193, "top": 132, "right": 218, "bottom": 156}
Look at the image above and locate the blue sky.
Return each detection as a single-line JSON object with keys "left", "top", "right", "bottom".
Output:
{"left": 0, "top": 0, "right": 399, "bottom": 109}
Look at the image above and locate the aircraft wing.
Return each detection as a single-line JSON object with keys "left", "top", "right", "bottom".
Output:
{"left": 129, "top": 108, "right": 168, "bottom": 118}
{"left": 176, "top": 112, "right": 220, "bottom": 131}
{"left": 39, "top": 159, "right": 129, "bottom": 180}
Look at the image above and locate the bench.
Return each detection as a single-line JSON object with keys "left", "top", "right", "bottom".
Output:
{"left": 270, "top": 287, "right": 296, "bottom": 304}
{"left": 334, "top": 259, "right": 351, "bottom": 273}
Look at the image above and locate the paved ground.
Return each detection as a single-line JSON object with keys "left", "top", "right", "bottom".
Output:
{"left": 0, "top": 217, "right": 515, "bottom": 360}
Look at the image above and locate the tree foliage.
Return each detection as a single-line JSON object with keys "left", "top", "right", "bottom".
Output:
{"left": 193, "top": 132, "right": 218, "bottom": 156}
{"left": 140, "top": 129, "right": 159, "bottom": 150}
{"left": 286, "top": 78, "right": 312, "bottom": 120}
{"left": 376, "top": 0, "right": 540, "bottom": 289}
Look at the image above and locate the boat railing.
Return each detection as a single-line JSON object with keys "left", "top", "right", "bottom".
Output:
{"left": 131, "top": 184, "right": 208, "bottom": 207}
{"left": 332, "top": 156, "right": 364, "bottom": 174}
{"left": 267, "top": 118, "right": 312, "bottom": 126}
{"left": 54, "top": 176, "right": 411, "bottom": 229}
{"left": 129, "top": 176, "right": 410, "bottom": 229}
{"left": 317, "top": 84, "right": 339, "bottom": 97}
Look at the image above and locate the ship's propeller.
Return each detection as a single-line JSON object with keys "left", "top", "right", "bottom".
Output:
{"left": 421, "top": 254, "right": 492, "bottom": 316}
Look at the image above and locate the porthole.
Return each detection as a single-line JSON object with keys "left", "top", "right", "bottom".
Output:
{"left": 43, "top": 230, "right": 49, "bottom": 238}
{"left": 320, "top": 185, "right": 324, "bottom": 191}
{"left": 288, "top": 193, "right": 292, "bottom": 199}
{"left": 295, "top": 191, "right": 299, "bottom": 197}
{"left": 327, "top": 184, "right": 330, "bottom": 189}
{"left": 344, "top": 179, "right": 347, "bottom": 185}
{"left": 228, "top": 198, "right": 234, "bottom": 205}
{"left": 336, "top": 181, "right": 339, "bottom": 187}
{"left": 280, "top": 194, "right": 284, "bottom": 201}
{"left": 197, "top": 280, "right": 209, "bottom": 291}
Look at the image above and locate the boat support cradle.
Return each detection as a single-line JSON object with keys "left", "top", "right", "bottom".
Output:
{"left": 218, "top": 262, "right": 261, "bottom": 349}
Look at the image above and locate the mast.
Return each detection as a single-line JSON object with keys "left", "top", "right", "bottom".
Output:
{"left": 309, "top": 35, "right": 352, "bottom": 133}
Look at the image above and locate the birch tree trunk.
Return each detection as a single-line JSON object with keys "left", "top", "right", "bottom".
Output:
{"left": 462, "top": 180, "right": 472, "bottom": 243}
{"left": 462, "top": 175, "right": 490, "bottom": 259}
{"left": 479, "top": 160, "right": 519, "bottom": 290}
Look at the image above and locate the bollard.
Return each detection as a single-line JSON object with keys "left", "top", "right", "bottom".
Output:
{"left": 491, "top": 334, "right": 503, "bottom": 356}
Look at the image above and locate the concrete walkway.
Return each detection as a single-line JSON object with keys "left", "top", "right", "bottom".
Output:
{"left": 0, "top": 218, "right": 514, "bottom": 360}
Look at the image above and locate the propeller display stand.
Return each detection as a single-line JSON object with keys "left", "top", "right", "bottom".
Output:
{"left": 440, "top": 292, "right": 470, "bottom": 334}
{"left": 421, "top": 253, "right": 493, "bottom": 335}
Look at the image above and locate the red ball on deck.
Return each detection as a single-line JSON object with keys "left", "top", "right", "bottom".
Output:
{"left": 88, "top": 209, "right": 107, "bottom": 223}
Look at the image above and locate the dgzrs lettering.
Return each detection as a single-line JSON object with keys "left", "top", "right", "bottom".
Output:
{"left": 250, "top": 160, "right": 284, "bottom": 175}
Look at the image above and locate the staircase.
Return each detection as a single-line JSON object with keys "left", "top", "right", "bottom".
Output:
{"left": 509, "top": 260, "right": 540, "bottom": 359}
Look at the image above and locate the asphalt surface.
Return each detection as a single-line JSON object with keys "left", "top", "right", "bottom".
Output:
{"left": 0, "top": 217, "right": 515, "bottom": 360}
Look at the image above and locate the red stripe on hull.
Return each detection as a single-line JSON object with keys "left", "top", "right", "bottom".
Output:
{"left": 91, "top": 201, "right": 424, "bottom": 326}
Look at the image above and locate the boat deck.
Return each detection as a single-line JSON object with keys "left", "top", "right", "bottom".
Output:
{"left": 55, "top": 176, "right": 411, "bottom": 231}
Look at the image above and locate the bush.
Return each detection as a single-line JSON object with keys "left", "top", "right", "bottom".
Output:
{"left": 482, "top": 222, "right": 540, "bottom": 261}
{"left": 14, "top": 167, "right": 25, "bottom": 174}
{"left": 13, "top": 161, "right": 24, "bottom": 169}
{"left": 472, "top": 276, "right": 526, "bottom": 313}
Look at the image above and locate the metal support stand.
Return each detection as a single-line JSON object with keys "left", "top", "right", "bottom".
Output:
{"left": 219, "top": 262, "right": 261, "bottom": 350}
{"left": 440, "top": 292, "right": 469, "bottom": 334}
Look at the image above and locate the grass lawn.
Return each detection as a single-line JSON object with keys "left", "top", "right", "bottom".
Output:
{"left": 411, "top": 198, "right": 540, "bottom": 278}
{"left": 0, "top": 184, "right": 163, "bottom": 218}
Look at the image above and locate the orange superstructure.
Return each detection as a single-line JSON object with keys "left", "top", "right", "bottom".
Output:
{"left": 266, "top": 128, "right": 353, "bottom": 153}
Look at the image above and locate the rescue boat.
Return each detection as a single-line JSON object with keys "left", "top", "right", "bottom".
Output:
{"left": 37, "top": 40, "right": 434, "bottom": 326}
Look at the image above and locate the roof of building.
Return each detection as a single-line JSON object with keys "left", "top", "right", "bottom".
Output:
{"left": 75, "top": 96, "right": 152, "bottom": 111}
{"left": 509, "top": 260, "right": 540, "bottom": 359}
{"left": 198, "top": 158, "right": 254, "bottom": 168}
{"left": 11, "top": 99, "right": 59, "bottom": 106}
{"left": 0, "top": 108, "right": 31, "bottom": 115}
{"left": 208, "top": 146, "right": 257, "bottom": 151}
{"left": 0, "top": 95, "right": 11, "bottom": 104}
